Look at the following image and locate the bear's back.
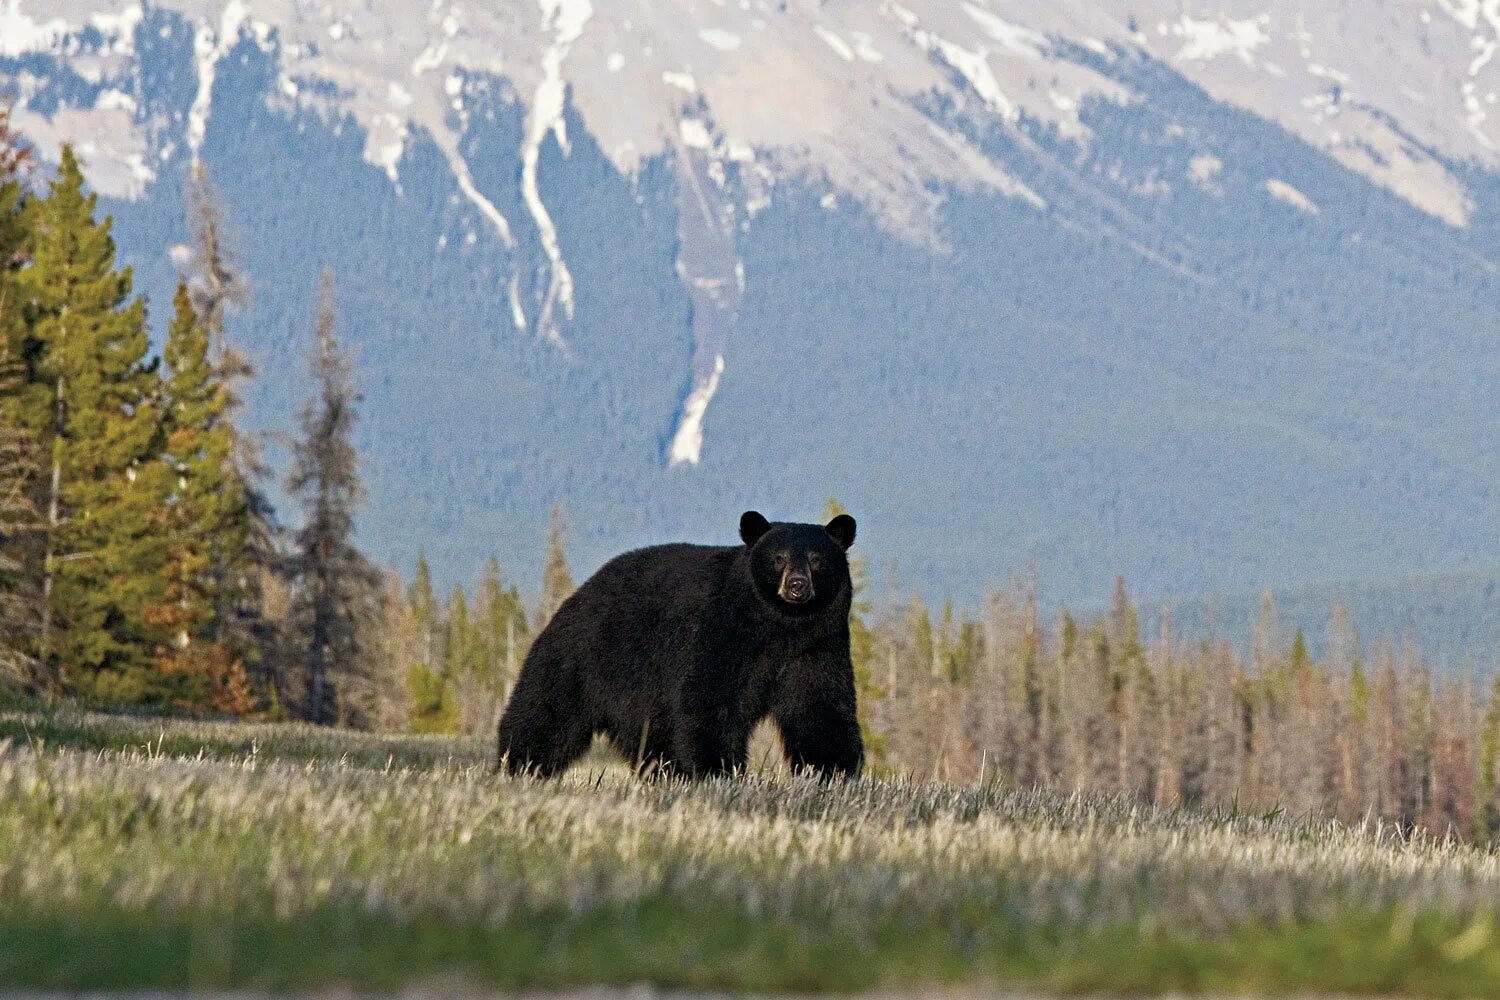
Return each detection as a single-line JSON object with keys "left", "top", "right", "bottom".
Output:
{"left": 539, "top": 542, "right": 740, "bottom": 703}
{"left": 576, "top": 542, "right": 738, "bottom": 616}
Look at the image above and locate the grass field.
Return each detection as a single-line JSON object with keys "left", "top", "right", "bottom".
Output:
{"left": 6, "top": 707, "right": 1500, "bottom": 995}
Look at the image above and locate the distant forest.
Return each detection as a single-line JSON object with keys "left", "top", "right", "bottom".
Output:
{"left": 3, "top": 102, "right": 1500, "bottom": 844}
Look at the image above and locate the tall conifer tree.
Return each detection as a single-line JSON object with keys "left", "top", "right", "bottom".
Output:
{"left": 183, "top": 164, "right": 269, "bottom": 658}
{"left": 287, "top": 269, "right": 377, "bottom": 724}
{"left": 0, "top": 98, "right": 30, "bottom": 273}
{"left": 16, "top": 147, "right": 167, "bottom": 696}
{"left": 152, "top": 283, "right": 253, "bottom": 710}
{"left": 0, "top": 337, "right": 40, "bottom": 685}
{"left": 477, "top": 555, "right": 528, "bottom": 692}
{"left": 535, "top": 502, "right": 574, "bottom": 630}
{"left": 403, "top": 552, "right": 452, "bottom": 731}
{"left": 408, "top": 552, "right": 439, "bottom": 672}
{"left": 0, "top": 99, "right": 40, "bottom": 683}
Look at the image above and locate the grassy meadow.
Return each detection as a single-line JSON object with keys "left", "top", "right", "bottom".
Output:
{"left": 6, "top": 707, "right": 1500, "bottom": 994}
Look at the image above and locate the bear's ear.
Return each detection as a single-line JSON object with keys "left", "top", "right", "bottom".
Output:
{"left": 740, "top": 510, "right": 772, "bottom": 546}
{"left": 825, "top": 513, "right": 856, "bottom": 551}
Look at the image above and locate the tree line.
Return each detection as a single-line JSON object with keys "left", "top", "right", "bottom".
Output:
{"left": 0, "top": 105, "right": 388, "bottom": 722}
{"left": 858, "top": 578, "right": 1500, "bottom": 845}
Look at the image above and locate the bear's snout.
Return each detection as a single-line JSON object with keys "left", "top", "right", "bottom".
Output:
{"left": 780, "top": 565, "right": 813, "bottom": 603}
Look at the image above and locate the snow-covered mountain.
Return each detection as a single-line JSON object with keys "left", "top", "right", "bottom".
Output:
{"left": 2, "top": 1, "right": 1498, "bottom": 638}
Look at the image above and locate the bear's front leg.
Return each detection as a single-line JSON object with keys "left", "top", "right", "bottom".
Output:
{"left": 775, "top": 699, "right": 863, "bottom": 778}
{"left": 672, "top": 680, "right": 750, "bottom": 778}
{"left": 773, "top": 650, "right": 863, "bottom": 779}
{"left": 672, "top": 717, "right": 745, "bottom": 777}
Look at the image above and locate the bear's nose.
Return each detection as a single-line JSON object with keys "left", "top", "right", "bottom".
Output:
{"left": 782, "top": 574, "right": 812, "bottom": 602}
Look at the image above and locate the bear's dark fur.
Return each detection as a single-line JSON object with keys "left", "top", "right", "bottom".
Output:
{"left": 496, "top": 511, "right": 863, "bottom": 779}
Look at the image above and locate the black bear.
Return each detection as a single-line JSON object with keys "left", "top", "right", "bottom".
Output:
{"left": 496, "top": 510, "right": 863, "bottom": 779}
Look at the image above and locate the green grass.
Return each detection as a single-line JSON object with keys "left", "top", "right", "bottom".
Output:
{"left": 5, "top": 708, "right": 1500, "bottom": 994}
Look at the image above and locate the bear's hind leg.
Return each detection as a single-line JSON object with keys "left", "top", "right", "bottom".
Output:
{"left": 496, "top": 668, "right": 593, "bottom": 778}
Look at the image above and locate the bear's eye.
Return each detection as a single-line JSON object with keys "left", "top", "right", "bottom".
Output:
{"left": 808, "top": 553, "right": 824, "bottom": 570}
{"left": 773, "top": 552, "right": 788, "bottom": 568}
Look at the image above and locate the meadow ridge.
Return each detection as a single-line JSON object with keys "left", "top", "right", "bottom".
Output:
{"left": 5, "top": 708, "right": 1500, "bottom": 995}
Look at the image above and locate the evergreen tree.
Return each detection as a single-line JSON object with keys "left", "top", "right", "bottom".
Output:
{"left": 0, "top": 338, "right": 40, "bottom": 686}
{"left": 0, "top": 97, "right": 30, "bottom": 273}
{"left": 535, "top": 502, "right": 574, "bottom": 629}
{"left": 402, "top": 551, "right": 451, "bottom": 730}
{"left": 476, "top": 555, "right": 528, "bottom": 694}
{"left": 906, "top": 596, "right": 935, "bottom": 678}
{"left": 1290, "top": 628, "right": 1312, "bottom": 675}
{"left": 445, "top": 584, "right": 485, "bottom": 713}
{"left": 16, "top": 147, "right": 168, "bottom": 696}
{"left": 408, "top": 552, "right": 440, "bottom": 672}
{"left": 0, "top": 99, "right": 39, "bottom": 685}
{"left": 1109, "top": 576, "right": 1144, "bottom": 668}
{"left": 151, "top": 283, "right": 253, "bottom": 711}
{"left": 445, "top": 584, "right": 476, "bottom": 677}
{"left": 287, "top": 269, "right": 377, "bottom": 724}
{"left": 406, "top": 654, "right": 456, "bottom": 733}
{"left": 1058, "top": 607, "right": 1080, "bottom": 661}
{"left": 185, "top": 163, "right": 250, "bottom": 359}
{"left": 182, "top": 163, "right": 270, "bottom": 671}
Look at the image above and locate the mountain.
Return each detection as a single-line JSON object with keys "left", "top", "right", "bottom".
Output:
{"left": 2, "top": 1, "right": 1498, "bottom": 649}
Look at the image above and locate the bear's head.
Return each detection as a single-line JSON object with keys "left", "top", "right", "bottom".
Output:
{"left": 739, "top": 510, "right": 856, "bottom": 615}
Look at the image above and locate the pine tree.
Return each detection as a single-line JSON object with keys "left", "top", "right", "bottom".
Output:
{"left": 0, "top": 338, "right": 40, "bottom": 686}
{"left": 16, "top": 147, "right": 169, "bottom": 697}
{"left": 905, "top": 596, "right": 935, "bottom": 679}
{"left": 477, "top": 555, "right": 528, "bottom": 696}
{"left": 287, "top": 269, "right": 377, "bottom": 724}
{"left": 0, "top": 100, "right": 29, "bottom": 273}
{"left": 1109, "top": 576, "right": 1144, "bottom": 667}
{"left": 937, "top": 599, "right": 959, "bottom": 681}
{"left": 150, "top": 283, "right": 253, "bottom": 712}
{"left": 446, "top": 585, "right": 475, "bottom": 674}
{"left": 1290, "top": 628, "right": 1312, "bottom": 675}
{"left": 408, "top": 552, "right": 440, "bottom": 672}
{"left": 535, "top": 502, "right": 574, "bottom": 629}
{"left": 182, "top": 163, "right": 270, "bottom": 670}
{"left": 0, "top": 98, "right": 40, "bottom": 685}
{"left": 402, "top": 552, "right": 448, "bottom": 729}
{"left": 447, "top": 583, "right": 494, "bottom": 732}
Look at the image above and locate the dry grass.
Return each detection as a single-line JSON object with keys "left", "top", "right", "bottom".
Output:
{"left": 5, "top": 707, "right": 1500, "bottom": 994}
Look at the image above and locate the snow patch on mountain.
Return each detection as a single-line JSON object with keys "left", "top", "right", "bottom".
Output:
{"left": 814, "top": 25, "right": 856, "bottom": 63}
{"left": 0, "top": 1, "right": 70, "bottom": 59}
{"left": 520, "top": 0, "right": 591, "bottom": 346}
{"left": 187, "top": 2, "right": 247, "bottom": 157}
{"left": 1188, "top": 152, "right": 1225, "bottom": 193}
{"left": 1168, "top": 13, "right": 1269, "bottom": 65}
{"left": 1265, "top": 177, "right": 1320, "bottom": 213}
{"left": 698, "top": 28, "right": 741, "bottom": 53}
{"left": 962, "top": 4, "right": 1048, "bottom": 59}
{"left": 667, "top": 353, "right": 723, "bottom": 467}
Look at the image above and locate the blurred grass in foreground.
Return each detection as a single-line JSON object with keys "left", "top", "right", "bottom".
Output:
{"left": 5, "top": 707, "right": 1500, "bottom": 994}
